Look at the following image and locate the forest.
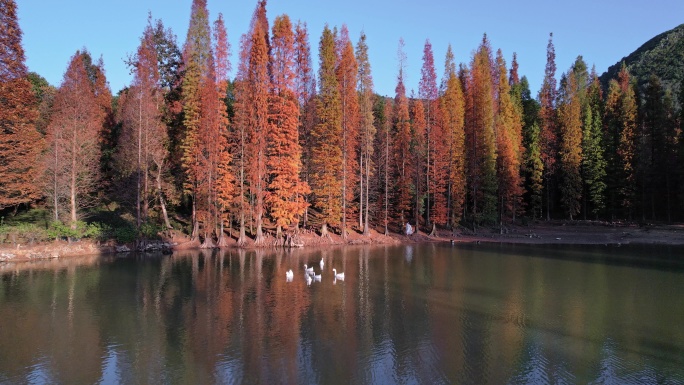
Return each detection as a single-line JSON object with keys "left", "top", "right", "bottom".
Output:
{"left": 2, "top": 0, "right": 684, "bottom": 247}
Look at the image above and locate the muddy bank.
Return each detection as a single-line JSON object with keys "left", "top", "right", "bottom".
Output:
{"left": 2, "top": 221, "right": 683, "bottom": 263}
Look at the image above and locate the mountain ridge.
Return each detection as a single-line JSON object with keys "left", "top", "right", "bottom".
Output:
{"left": 599, "top": 23, "right": 684, "bottom": 93}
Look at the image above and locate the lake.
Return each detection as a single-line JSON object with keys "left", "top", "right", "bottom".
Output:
{"left": 1, "top": 243, "right": 683, "bottom": 384}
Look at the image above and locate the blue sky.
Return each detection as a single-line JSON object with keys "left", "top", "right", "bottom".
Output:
{"left": 16, "top": 0, "right": 684, "bottom": 97}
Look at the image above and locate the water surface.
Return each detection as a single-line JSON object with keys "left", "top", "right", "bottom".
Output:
{"left": 1, "top": 243, "right": 683, "bottom": 384}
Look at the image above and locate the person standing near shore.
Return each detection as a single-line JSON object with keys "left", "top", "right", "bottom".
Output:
{"left": 405, "top": 222, "right": 413, "bottom": 236}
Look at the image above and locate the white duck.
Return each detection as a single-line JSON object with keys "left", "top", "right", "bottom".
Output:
{"left": 304, "top": 264, "right": 314, "bottom": 274}
{"left": 285, "top": 269, "right": 294, "bottom": 281}
{"left": 332, "top": 268, "right": 345, "bottom": 280}
{"left": 313, "top": 272, "right": 322, "bottom": 282}
{"left": 306, "top": 273, "right": 313, "bottom": 286}
{"left": 319, "top": 258, "right": 325, "bottom": 269}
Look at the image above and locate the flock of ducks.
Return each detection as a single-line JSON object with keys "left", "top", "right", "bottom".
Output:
{"left": 285, "top": 258, "right": 344, "bottom": 285}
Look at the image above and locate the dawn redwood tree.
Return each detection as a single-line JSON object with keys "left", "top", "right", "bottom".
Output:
{"left": 117, "top": 16, "right": 171, "bottom": 230}
{"left": 180, "top": 0, "right": 213, "bottom": 240}
{"left": 393, "top": 38, "right": 412, "bottom": 226}
{"left": 0, "top": 0, "right": 42, "bottom": 211}
{"left": 581, "top": 70, "right": 606, "bottom": 219}
{"left": 356, "top": 31, "right": 375, "bottom": 235}
{"left": 604, "top": 63, "right": 637, "bottom": 220}
{"left": 232, "top": 0, "right": 271, "bottom": 247}
{"left": 440, "top": 45, "right": 466, "bottom": 227}
{"left": 641, "top": 74, "right": 677, "bottom": 221}
{"left": 267, "top": 14, "right": 309, "bottom": 239}
{"left": 293, "top": 21, "right": 316, "bottom": 228}
{"left": 311, "top": 25, "right": 343, "bottom": 239}
{"left": 410, "top": 95, "right": 427, "bottom": 228}
{"left": 419, "top": 39, "right": 440, "bottom": 233}
{"left": 336, "top": 25, "right": 359, "bottom": 239}
{"left": 232, "top": 36, "right": 250, "bottom": 245}
{"left": 494, "top": 49, "right": 524, "bottom": 223}
{"left": 466, "top": 35, "right": 498, "bottom": 226}
{"left": 604, "top": 79, "right": 621, "bottom": 220}
{"left": 245, "top": 23, "right": 270, "bottom": 245}
{"left": 152, "top": 18, "right": 184, "bottom": 200}
{"left": 557, "top": 69, "right": 583, "bottom": 220}
{"left": 616, "top": 64, "right": 638, "bottom": 218}
{"left": 516, "top": 76, "right": 543, "bottom": 219}
{"left": 678, "top": 84, "right": 684, "bottom": 219}
{"left": 373, "top": 96, "right": 393, "bottom": 235}
{"left": 44, "top": 50, "right": 107, "bottom": 228}
{"left": 213, "top": 13, "right": 234, "bottom": 247}
{"left": 538, "top": 33, "right": 558, "bottom": 220}
{"left": 524, "top": 121, "right": 544, "bottom": 219}
{"left": 428, "top": 109, "right": 449, "bottom": 233}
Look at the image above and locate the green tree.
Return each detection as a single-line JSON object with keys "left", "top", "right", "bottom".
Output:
{"left": 180, "top": 0, "right": 213, "bottom": 240}
{"left": 581, "top": 71, "right": 606, "bottom": 219}
{"left": 393, "top": 38, "right": 412, "bottom": 226}
{"left": 516, "top": 76, "right": 543, "bottom": 219}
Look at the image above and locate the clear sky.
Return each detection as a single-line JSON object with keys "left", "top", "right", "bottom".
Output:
{"left": 16, "top": 0, "right": 684, "bottom": 97}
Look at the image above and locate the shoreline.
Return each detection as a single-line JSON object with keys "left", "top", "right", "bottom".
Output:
{"left": 2, "top": 221, "right": 684, "bottom": 264}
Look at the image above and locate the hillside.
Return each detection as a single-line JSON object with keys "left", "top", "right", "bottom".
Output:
{"left": 600, "top": 23, "right": 684, "bottom": 93}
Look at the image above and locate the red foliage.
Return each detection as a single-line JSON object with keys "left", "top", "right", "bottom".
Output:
{"left": 0, "top": 0, "right": 42, "bottom": 209}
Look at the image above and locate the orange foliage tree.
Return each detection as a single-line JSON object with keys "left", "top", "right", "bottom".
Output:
{"left": 336, "top": 25, "right": 359, "bottom": 239}
{"left": 293, "top": 21, "right": 316, "bottom": 228}
{"left": 494, "top": 49, "right": 524, "bottom": 223}
{"left": 0, "top": 0, "right": 42, "bottom": 211}
{"left": 311, "top": 25, "right": 343, "bottom": 238}
{"left": 465, "top": 35, "right": 497, "bottom": 225}
{"left": 419, "top": 39, "right": 442, "bottom": 233}
{"left": 356, "top": 31, "right": 375, "bottom": 235}
{"left": 213, "top": 13, "right": 234, "bottom": 247}
{"left": 245, "top": 22, "right": 271, "bottom": 245}
{"left": 267, "top": 14, "right": 310, "bottom": 238}
{"left": 439, "top": 45, "right": 466, "bottom": 227}
{"left": 558, "top": 68, "right": 583, "bottom": 220}
{"left": 410, "top": 96, "right": 427, "bottom": 228}
{"left": 44, "top": 50, "right": 108, "bottom": 228}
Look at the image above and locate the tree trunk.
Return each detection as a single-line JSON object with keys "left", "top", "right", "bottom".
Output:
{"left": 191, "top": 195, "right": 198, "bottom": 240}
{"left": 137, "top": 91, "right": 142, "bottom": 229}
{"left": 384, "top": 127, "right": 389, "bottom": 236}
{"left": 359, "top": 151, "right": 364, "bottom": 230}
{"left": 254, "top": 209, "right": 264, "bottom": 245}
{"left": 217, "top": 221, "right": 229, "bottom": 248}
{"left": 143, "top": 158, "right": 149, "bottom": 223}
{"left": 363, "top": 149, "right": 370, "bottom": 236}
{"left": 52, "top": 141, "right": 59, "bottom": 223}
{"left": 320, "top": 222, "right": 331, "bottom": 241}
{"left": 70, "top": 143, "right": 77, "bottom": 229}
{"left": 276, "top": 224, "right": 283, "bottom": 245}
{"left": 342, "top": 150, "right": 347, "bottom": 240}
{"left": 237, "top": 212, "right": 247, "bottom": 247}
{"left": 156, "top": 168, "right": 172, "bottom": 229}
